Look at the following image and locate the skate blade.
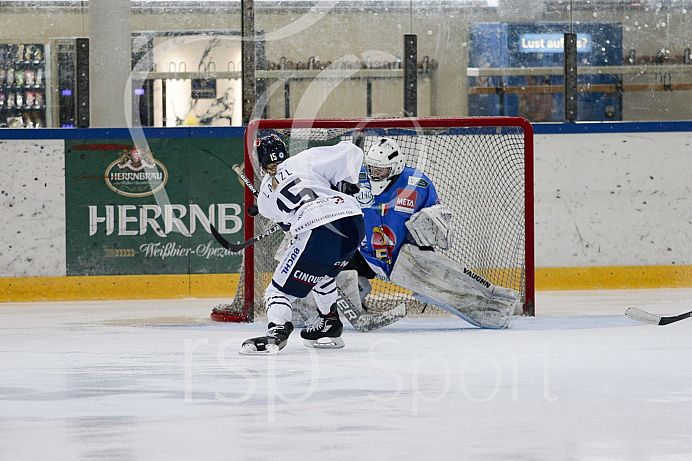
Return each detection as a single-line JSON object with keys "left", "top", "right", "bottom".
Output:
{"left": 303, "top": 337, "right": 345, "bottom": 349}
{"left": 239, "top": 343, "right": 280, "bottom": 356}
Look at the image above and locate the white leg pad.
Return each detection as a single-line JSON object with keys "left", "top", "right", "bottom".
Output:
{"left": 291, "top": 294, "right": 314, "bottom": 327}
{"left": 336, "top": 270, "right": 363, "bottom": 313}
{"left": 290, "top": 270, "right": 363, "bottom": 326}
{"left": 390, "top": 244, "right": 517, "bottom": 329}
{"left": 358, "top": 275, "right": 372, "bottom": 303}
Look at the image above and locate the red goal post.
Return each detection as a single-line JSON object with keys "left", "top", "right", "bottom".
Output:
{"left": 218, "top": 117, "right": 534, "bottom": 323}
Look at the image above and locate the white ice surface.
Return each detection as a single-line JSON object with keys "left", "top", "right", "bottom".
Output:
{"left": 2, "top": 289, "right": 692, "bottom": 460}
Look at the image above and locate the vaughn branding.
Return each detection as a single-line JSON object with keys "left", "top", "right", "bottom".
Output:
{"left": 463, "top": 268, "right": 492, "bottom": 289}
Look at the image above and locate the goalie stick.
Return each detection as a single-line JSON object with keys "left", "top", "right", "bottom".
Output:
{"left": 335, "top": 286, "right": 406, "bottom": 333}
{"left": 212, "top": 155, "right": 406, "bottom": 332}
{"left": 625, "top": 307, "right": 692, "bottom": 326}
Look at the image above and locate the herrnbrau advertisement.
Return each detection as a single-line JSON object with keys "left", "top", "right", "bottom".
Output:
{"left": 64, "top": 137, "right": 245, "bottom": 276}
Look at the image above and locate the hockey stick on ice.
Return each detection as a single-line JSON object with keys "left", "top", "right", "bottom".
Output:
{"left": 625, "top": 307, "right": 692, "bottom": 326}
{"left": 335, "top": 286, "right": 406, "bottom": 333}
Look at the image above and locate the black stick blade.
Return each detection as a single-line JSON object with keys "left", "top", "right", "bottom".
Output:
{"left": 209, "top": 224, "right": 235, "bottom": 251}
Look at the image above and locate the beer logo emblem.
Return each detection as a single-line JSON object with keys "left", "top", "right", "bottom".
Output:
{"left": 106, "top": 148, "right": 168, "bottom": 197}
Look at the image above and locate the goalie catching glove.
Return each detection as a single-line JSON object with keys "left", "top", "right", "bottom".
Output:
{"left": 405, "top": 204, "right": 454, "bottom": 250}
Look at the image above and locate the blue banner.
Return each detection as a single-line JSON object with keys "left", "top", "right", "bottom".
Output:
{"left": 519, "top": 33, "right": 592, "bottom": 53}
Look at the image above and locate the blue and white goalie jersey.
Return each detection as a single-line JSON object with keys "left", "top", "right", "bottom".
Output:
{"left": 356, "top": 165, "right": 440, "bottom": 278}
{"left": 257, "top": 141, "right": 364, "bottom": 235}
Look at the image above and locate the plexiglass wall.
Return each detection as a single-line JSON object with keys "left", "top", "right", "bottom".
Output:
{"left": 0, "top": 0, "right": 690, "bottom": 127}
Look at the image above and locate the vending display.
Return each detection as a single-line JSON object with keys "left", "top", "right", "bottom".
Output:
{"left": 0, "top": 43, "right": 48, "bottom": 128}
{"left": 468, "top": 22, "right": 623, "bottom": 121}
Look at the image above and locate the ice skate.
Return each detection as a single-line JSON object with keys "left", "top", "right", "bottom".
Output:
{"left": 239, "top": 322, "right": 294, "bottom": 356}
{"left": 300, "top": 303, "right": 345, "bottom": 349}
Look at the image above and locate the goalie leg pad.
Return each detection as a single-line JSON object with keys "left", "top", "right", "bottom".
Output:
{"left": 358, "top": 275, "right": 372, "bottom": 303}
{"left": 291, "top": 295, "right": 314, "bottom": 328}
{"left": 336, "top": 270, "right": 363, "bottom": 313}
{"left": 292, "top": 271, "right": 362, "bottom": 326}
{"left": 390, "top": 244, "right": 517, "bottom": 329}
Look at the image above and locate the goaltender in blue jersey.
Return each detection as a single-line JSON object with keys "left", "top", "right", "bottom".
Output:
{"left": 346, "top": 137, "right": 519, "bottom": 329}
{"left": 356, "top": 162, "right": 440, "bottom": 278}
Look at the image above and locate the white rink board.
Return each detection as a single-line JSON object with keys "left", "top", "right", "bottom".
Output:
{"left": 534, "top": 130, "right": 692, "bottom": 267}
{"left": 0, "top": 139, "right": 66, "bottom": 277}
{"left": 1, "top": 289, "right": 691, "bottom": 459}
{"left": 3, "top": 130, "right": 692, "bottom": 279}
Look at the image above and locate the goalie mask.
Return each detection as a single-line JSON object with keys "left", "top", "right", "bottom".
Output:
{"left": 364, "top": 137, "right": 405, "bottom": 195}
{"left": 256, "top": 134, "right": 288, "bottom": 171}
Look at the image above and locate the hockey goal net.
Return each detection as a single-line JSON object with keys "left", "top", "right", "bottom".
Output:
{"left": 212, "top": 117, "right": 534, "bottom": 323}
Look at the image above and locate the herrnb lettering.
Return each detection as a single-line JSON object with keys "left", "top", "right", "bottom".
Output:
{"left": 293, "top": 270, "right": 325, "bottom": 285}
{"left": 463, "top": 268, "right": 492, "bottom": 289}
{"left": 281, "top": 248, "right": 301, "bottom": 274}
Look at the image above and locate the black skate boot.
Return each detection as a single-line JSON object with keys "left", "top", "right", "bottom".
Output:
{"left": 240, "top": 322, "right": 294, "bottom": 356}
{"left": 300, "top": 304, "right": 345, "bottom": 349}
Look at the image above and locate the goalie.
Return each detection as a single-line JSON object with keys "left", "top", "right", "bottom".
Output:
{"left": 346, "top": 137, "right": 519, "bottom": 329}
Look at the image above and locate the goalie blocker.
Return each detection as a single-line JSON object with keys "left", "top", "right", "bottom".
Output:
{"left": 390, "top": 244, "right": 518, "bottom": 329}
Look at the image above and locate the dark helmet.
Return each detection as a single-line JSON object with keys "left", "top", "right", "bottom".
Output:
{"left": 256, "top": 134, "right": 288, "bottom": 170}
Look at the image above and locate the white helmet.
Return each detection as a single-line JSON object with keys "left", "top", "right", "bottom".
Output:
{"left": 365, "top": 137, "right": 405, "bottom": 195}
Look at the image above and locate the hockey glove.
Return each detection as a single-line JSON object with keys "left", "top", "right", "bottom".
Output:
{"left": 335, "top": 181, "right": 360, "bottom": 196}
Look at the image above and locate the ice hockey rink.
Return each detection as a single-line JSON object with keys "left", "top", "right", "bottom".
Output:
{"left": 1, "top": 288, "right": 691, "bottom": 460}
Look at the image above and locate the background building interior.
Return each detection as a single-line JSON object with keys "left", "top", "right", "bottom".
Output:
{"left": 1, "top": 0, "right": 691, "bottom": 128}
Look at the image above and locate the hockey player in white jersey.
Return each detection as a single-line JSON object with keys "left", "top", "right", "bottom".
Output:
{"left": 240, "top": 135, "right": 365, "bottom": 355}
{"left": 349, "top": 137, "right": 519, "bottom": 329}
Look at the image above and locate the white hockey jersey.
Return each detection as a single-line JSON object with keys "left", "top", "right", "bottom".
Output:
{"left": 257, "top": 141, "right": 364, "bottom": 235}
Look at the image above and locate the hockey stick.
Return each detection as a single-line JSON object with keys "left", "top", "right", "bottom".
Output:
{"left": 335, "top": 286, "right": 406, "bottom": 333}
{"left": 231, "top": 163, "right": 259, "bottom": 196}
{"left": 209, "top": 163, "right": 282, "bottom": 252}
{"left": 210, "top": 222, "right": 282, "bottom": 253}
{"left": 625, "top": 307, "right": 692, "bottom": 326}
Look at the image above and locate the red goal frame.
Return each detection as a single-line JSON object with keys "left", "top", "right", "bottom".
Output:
{"left": 241, "top": 117, "right": 535, "bottom": 319}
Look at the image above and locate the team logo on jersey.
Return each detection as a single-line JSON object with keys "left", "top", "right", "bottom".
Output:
{"left": 371, "top": 225, "right": 396, "bottom": 262}
{"left": 394, "top": 189, "right": 417, "bottom": 214}
{"left": 356, "top": 181, "right": 374, "bottom": 207}
{"left": 408, "top": 176, "right": 429, "bottom": 188}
